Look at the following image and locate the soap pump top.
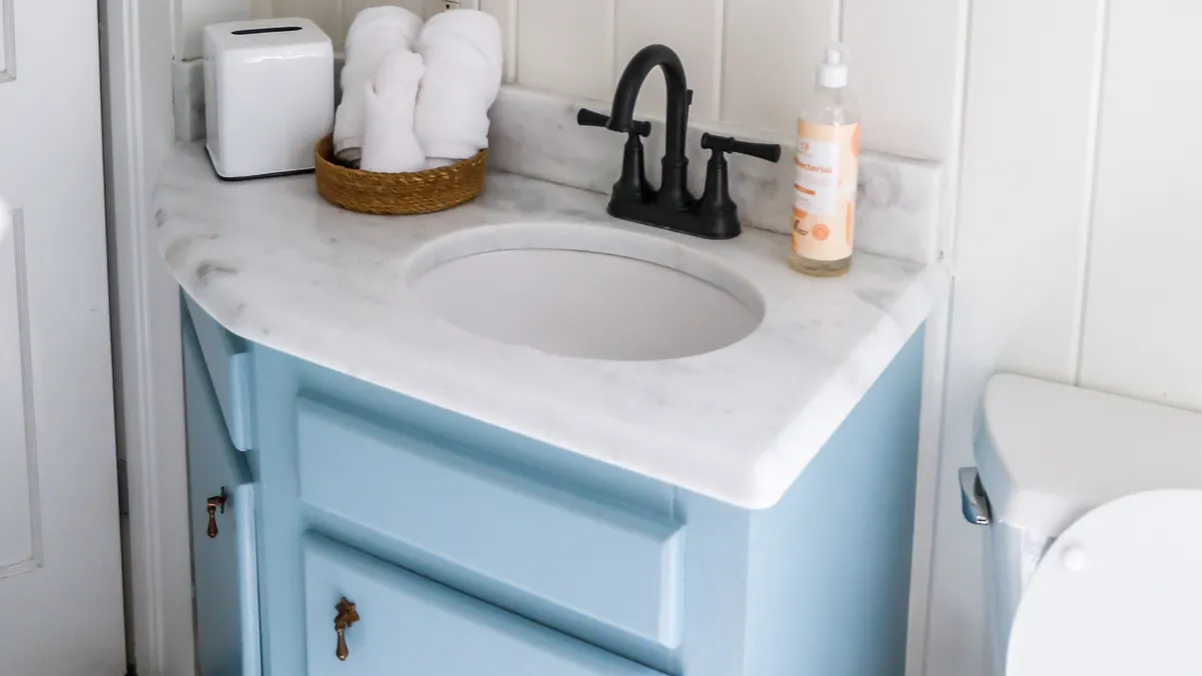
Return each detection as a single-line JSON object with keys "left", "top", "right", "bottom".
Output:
{"left": 816, "top": 44, "right": 849, "bottom": 89}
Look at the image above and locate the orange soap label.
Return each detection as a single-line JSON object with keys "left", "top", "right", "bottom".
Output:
{"left": 791, "top": 121, "right": 859, "bottom": 261}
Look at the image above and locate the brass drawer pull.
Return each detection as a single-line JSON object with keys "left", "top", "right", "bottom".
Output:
{"left": 206, "top": 488, "right": 228, "bottom": 539}
{"left": 334, "top": 597, "right": 359, "bottom": 661}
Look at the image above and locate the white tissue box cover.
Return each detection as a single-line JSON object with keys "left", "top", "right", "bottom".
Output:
{"left": 204, "top": 18, "right": 334, "bottom": 179}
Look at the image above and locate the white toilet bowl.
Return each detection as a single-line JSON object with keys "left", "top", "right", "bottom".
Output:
{"left": 962, "top": 374, "right": 1202, "bottom": 675}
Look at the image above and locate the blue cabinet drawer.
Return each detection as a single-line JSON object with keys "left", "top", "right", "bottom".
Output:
{"left": 183, "top": 294, "right": 254, "bottom": 452}
{"left": 184, "top": 312, "right": 261, "bottom": 676}
{"left": 303, "top": 536, "right": 667, "bottom": 676}
{"left": 295, "top": 395, "right": 686, "bottom": 650}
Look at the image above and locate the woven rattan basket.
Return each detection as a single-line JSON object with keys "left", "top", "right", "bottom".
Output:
{"left": 314, "top": 136, "right": 487, "bottom": 215}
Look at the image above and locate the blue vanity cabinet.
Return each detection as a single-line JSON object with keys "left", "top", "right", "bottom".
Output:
{"left": 183, "top": 296, "right": 254, "bottom": 456}
{"left": 183, "top": 313, "right": 262, "bottom": 676}
{"left": 182, "top": 296, "right": 925, "bottom": 676}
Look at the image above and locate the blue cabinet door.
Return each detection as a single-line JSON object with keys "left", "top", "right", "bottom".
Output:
{"left": 184, "top": 315, "right": 261, "bottom": 676}
{"left": 295, "top": 395, "right": 686, "bottom": 650}
{"left": 303, "top": 536, "right": 667, "bottom": 676}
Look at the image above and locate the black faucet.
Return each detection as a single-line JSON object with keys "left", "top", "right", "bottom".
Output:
{"left": 578, "top": 44, "right": 782, "bottom": 240}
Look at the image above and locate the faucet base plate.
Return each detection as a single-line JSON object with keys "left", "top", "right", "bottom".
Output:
{"left": 608, "top": 199, "right": 741, "bottom": 241}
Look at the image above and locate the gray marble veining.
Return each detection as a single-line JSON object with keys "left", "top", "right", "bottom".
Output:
{"left": 155, "top": 142, "right": 948, "bottom": 508}
{"left": 489, "top": 86, "right": 943, "bottom": 265}
{"left": 173, "top": 65, "right": 942, "bottom": 264}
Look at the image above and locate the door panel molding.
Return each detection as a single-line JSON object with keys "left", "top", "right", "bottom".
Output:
{"left": 0, "top": 0, "right": 15, "bottom": 82}
{"left": 0, "top": 209, "right": 44, "bottom": 579}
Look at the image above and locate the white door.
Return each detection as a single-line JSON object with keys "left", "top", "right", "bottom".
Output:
{"left": 0, "top": 0, "right": 126, "bottom": 672}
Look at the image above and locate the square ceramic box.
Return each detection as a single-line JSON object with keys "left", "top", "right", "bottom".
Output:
{"left": 204, "top": 18, "right": 334, "bottom": 179}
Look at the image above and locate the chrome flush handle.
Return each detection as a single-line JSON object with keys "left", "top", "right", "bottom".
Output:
{"left": 959, "top": 467, "right": 992, "bottom": 526}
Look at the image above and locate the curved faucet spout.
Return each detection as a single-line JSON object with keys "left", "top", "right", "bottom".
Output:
{"left": 577, "top": 41, "right": 777, "bottom": 238}
{"left": 608, "top": 44, "right": 693, "bottom": 210}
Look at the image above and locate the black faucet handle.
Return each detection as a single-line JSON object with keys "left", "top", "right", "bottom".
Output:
{"left": 700, "top": 133, "right": 782, "bottom": 163}
{"left": 577, "top": 108, "right": 652, "bottom": 138}
{"left": 696, "top": 134, "right": 782, "bottom": 239}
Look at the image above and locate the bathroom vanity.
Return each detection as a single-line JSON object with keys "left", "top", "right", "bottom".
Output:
{"left": 160, "top": 84, "right": 945, "bottom": 676}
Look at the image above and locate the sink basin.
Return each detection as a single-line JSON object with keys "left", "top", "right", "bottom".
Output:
{"left": 407, "top": 223, "right": 765, "bottom": 361}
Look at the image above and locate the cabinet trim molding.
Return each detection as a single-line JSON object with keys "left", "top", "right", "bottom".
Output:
{"left": 0, "top": 209, "right": 43, "bottom": 580}
{"left": 0, "top": 0, "right": 14, "bottom": 82}
{"left": 296, "top": 394, "right": 688, "bottom": 650}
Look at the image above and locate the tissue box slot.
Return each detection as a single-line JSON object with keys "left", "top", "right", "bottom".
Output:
{"left": 231, "top": 26, "right": 303, "bottom": 36}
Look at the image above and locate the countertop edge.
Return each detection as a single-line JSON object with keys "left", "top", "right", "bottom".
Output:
{"left": 743, "top": 263, "right": 950, "bottom": 509}
{"left": 157, "top": 143, "right": 950, "bottom": 510}
{"left": 176, "top": 258, "right": 949, "bottom": 511}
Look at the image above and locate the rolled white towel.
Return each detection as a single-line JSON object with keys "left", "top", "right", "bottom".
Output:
{"left": 346, "top": 6, "right": 422, "bottom": 51}
{"left": 417, "top": 9, "right": 502, "bottom": 82}
{"left": 414, "top": 10, "right": 503, "bottom": 161}
{"left": 334, "top": 6, "right": 424, "bottom": 161}
{"left": 360, "top": 49, "right": 426, "bottom": 174}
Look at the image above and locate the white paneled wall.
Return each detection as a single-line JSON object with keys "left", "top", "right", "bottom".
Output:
{"left": 927, "top": 2, "right": 1109, "bottom": 674}
{"left": 843, "top": 0, "right": 964, "bottom": 161}
{"left": 177, "top": 0, "right": 964, "bottom": 162}
{"left": 513, "top": 0, "right": 614, "bottom": 100}
{"left": 929, "top": 2, "right": 1202, "bottom": 676}
{"left": 719, "top": 0, "right": 832, "bottom": 133}
{"left": 176, "top": 0, "right": 254, "bottom": 59}
{"left": 1078, "top": 1, "right": 1202, "bottom": 409}
{"left": 613, "top": 0, "right": 721, "bottom": 118}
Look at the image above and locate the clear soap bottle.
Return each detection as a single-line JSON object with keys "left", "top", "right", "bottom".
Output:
{"left": 789, "top": 44, "right": 860, "bottom": 277}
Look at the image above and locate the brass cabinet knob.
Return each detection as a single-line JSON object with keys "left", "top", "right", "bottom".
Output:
{"left": 334, "top": 597, "right": 360, "bottom": 661}
{"left": 206, "top": 488, "right": 228, "bottom": 539}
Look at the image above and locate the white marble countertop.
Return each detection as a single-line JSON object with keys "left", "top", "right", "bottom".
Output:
{"left": 155, "top": 143, "right": 947, "bottom": 509}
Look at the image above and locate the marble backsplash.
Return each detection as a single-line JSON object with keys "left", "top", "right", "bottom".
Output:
{"left": 173, "top": 58, "right": 941, "bottom": 264}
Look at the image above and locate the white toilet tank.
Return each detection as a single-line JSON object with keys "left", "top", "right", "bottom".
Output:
{"left": 963, "top": 374, "right": 1202, "bottom": 675}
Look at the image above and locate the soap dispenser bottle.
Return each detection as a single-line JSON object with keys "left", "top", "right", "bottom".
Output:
{"left": 789, "top": 43, "right": 860, "bottom": 277}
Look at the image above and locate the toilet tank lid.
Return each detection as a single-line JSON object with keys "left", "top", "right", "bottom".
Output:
{"left": 974, "top": 374, "right": 1202, "bottom": 536}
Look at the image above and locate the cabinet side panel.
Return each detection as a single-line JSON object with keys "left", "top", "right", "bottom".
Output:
{"left": 745, "top": 326, "right": 925, "bottom": 676}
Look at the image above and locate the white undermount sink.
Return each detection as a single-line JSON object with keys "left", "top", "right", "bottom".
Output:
{"left": 407, "top": 222, "right": 766, "bottom": 361}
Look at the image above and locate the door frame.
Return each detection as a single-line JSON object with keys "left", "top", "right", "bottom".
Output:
{"left": 102, "top": 0, "right": 196, "bottom": 674}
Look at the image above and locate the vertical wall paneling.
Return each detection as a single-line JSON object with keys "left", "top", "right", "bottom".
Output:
{"left": 927, "top": 2, "right": 1108, "bottom": 675}
{"left": 343, "top": 0, "right": 427, "bottom": 33}
{"left": 422, "top": 0, "right": 463, "bottom": 19}
{"left": 613, "top": 0, "right": 721, "bottom": 120}
{"left": 939, "top": 0, "right": 974, "bottom": 258}
{"left": 251, "top": 0, "right": 273, "bottom": 19}
{"left": 274, "top": 0, "right": 344, "bottom": 49}
{"left": 842, "top": 0, "right": 962, "bottom": 161}
{"left": 257, "top": 0, "right": 973, "bottom": 164}
{"left": 1078, "top": 2, "right": 1202, "bottom": 410}
{"left": 516, "top": 0, "right": 615, "bottom": 101}
{"left": 177, "top": 0, "right": 254, "bottom": 60}
{"left": 0, "top": 210, "right": 40, "bottom": 578}
{"left": 479, "top": 0, "right": 517, "bottom": 82}
{"left": 903, "top": 4, "right": 972, "bottom": 675}
{"left": 720, "top": 0, "right": 834, "bottom": 134}
{"left": 0, "top": 0, "right": 14, "bottom": 80}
